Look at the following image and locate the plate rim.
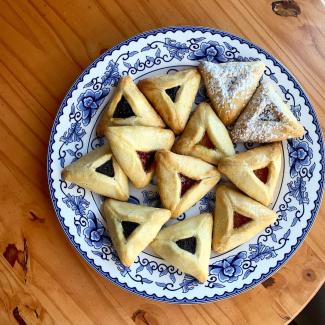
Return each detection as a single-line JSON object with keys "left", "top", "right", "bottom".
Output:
{"left": 47, "top": 25, "right": 325, "bottom": 304}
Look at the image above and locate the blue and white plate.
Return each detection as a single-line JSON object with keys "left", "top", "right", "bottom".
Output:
{"left": 48, "top": 26, "right": 324, "bottom": 304}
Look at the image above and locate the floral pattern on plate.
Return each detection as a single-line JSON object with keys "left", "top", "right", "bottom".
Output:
{"left": 48, "top": 27, "right": 324, "bottom": 304}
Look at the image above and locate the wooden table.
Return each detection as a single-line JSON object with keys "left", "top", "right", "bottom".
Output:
{"left": 0, "top": 0, "right": 324, "bottom": 324}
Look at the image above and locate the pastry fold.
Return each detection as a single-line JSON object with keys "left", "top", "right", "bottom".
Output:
{"left": 213, "top": 185, "right": 277, "bottom": 253}
{"left": 218, "top": 143, "right": 282, "bottom": 206}
{"left": 231, "top": 82, "right": 305, "bottom": 143}
{"left": 156, "top": 150, "right": 220, "bottom": 218}
{"left": 151, "top": 213, "right": 213, "bottom": 282}
{"left": 103, "top": 199, "right": 171, "bottom": 266}
{"left": 62, "top": 144, "right": 128, "bottom": 200}
{"left": 97, "top": 76, "right": 165, "bottom": 135}
{"left": 173, "top": 102, "right": 235, "bottom": 164}
{"left": 199, "top": 60, "right": 265, "bottom": 125}
{"left": 106, "top": 126, "right": 175, "bottom": 188}
{"left": 138, "top": 69, "right": 201, "bottom": 134}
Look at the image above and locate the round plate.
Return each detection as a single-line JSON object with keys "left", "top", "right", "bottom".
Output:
{"left": 47, "top": 26, "right": 324, "bottom": 304}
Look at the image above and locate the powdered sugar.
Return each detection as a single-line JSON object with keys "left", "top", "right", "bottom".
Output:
{"left": 231, "top": 82, "right": 290, "bottom": 142}
{"left": 233, "top": 118, "right": 281, "bottom": 142}
{"left": 258, "top": 103, "right": 281, "bottom": 122}
{"left": 200, "top": 61, "right": 265, "bottom": 112}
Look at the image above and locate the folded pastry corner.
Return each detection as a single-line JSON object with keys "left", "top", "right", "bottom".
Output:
{"left": 155, "top": 150, "right": 220, "bottom": 218}
{"left": 103, "top": 199, "right": 171, "bottom": 266}
{"left": 62, "top": 144, "right": 129, "bottom": 200}
{"left": 97, "top": 76, "right": 165, "bottom": 135}
{"left": 138, "top": 69, "right": 201, "bottom": 134}
{"left": 218, "top": 143, "right": 282, "bottom": 206}
{"left": 151, "top": 213, "right": 213, "bottom": 282}
{"left": 173, "top": 102, "right": 235, "bottom": 164}
{"left": 230, "top": 82, "right": 305, "bottom": 143}
{"left": 213, "top": 185, "right": 277, "bottom": 253}
{"left": 199, "top": 60, "right": 265, "bottom": 125}
{"left": 106, "top": 126, "right": 175, "bottom": 188}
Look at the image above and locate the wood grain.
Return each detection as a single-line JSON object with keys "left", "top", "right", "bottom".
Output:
{"left": 0, "top": 0, "right": 324, "bottom": 324}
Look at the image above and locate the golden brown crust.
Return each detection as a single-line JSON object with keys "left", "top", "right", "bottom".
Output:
{"left": 230, "top": 82, "right": 305, "bottom": 143}
{"left": 155, "top": 150, "right": 221, "bottom": 218}
{"left": 138, "top": 69, "right": 201, "bottom": 134}
{"left": 151, "top": 213, "right": 213, "bottom": 282}
{"left": 213, "top": 185, "right": 277, "bottom": 253}
{"left": 61, "top": 144, "right": 128, "bottom": 200}
{"left": 218, "top": 143, "right": 282, "bottom": 206}
{"left": 199, "top": 61, "right": 265, "bottom": 125}
{"left": 105, "top": 126, "right": 175, "bottom": 188}
{"left": 172, "top": 102, "right": 235, "bottom": 164}
{"left": 97, "top": 76, "right": 165, "bottom": 136}
{"left": 103, "top": 199, "right": 171, "bottom": 266}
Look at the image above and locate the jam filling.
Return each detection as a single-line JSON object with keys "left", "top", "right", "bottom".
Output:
{"left": 137, "top": 151, "right": 156, "bottom": 173}
{"left": 198, "top": 132, "right": 215, "bottom": 149}
{"left": 176, "top": 237, "right": 196, "bottom": 254}
{"left": 179, "top": 173, "right": 199, "bottom": 196}
{"left": 165, "top": 86, "right": 180, "bottom": 102}
{"left": 113, "top": 96, "right": 135, "bottom": 118}
{"left": 253, "top": 167, "right": 269, "bottom": 184}
{"left": 95, "top": 159, "right": 115, "bottom": 177}
{"left": 122, "top": 221, "right": 139, "bottom": 239}
{"left": 233, "top": 212, "right": 252, "bottom": 229}
{"left": 227, "top": 77, "right": 239, "bottom": 93}
{"left": 258, "top": 104, "right": 281, "bottom": 122}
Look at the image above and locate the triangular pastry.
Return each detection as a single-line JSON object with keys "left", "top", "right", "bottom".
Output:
{"left": 213, "top": 185, "right": 277, "bottom": 253}
{"left": 62, "top": 144, "right": 128, "bottom": 200}
{"left": 156, "top": 150, "right": 221, "bottom": 218}
{"left": 106, "top": 126, "right": 175, "bottom": 188}
{"left": 138, "top": 69, "right": 201, "bottom": 134}
{"left": 151, "top": 213, "right": 213, "bottom": 282}
{"left": 173, "top": 102, "right": 235, "bottom": 164}
{"left": 199, "top": 60, "right": 265, "bottom": 125}
{"left": 97, "top": 76, "right": 165, "bottom": 135}
{"left": 218, "top": 143, "right": 282, "bottom": 206}
{"left": 230, "top": 82, "right": 305, "bottom": 143}
{"left": 103, "top": 199, "right": 171, "bottom": 266}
